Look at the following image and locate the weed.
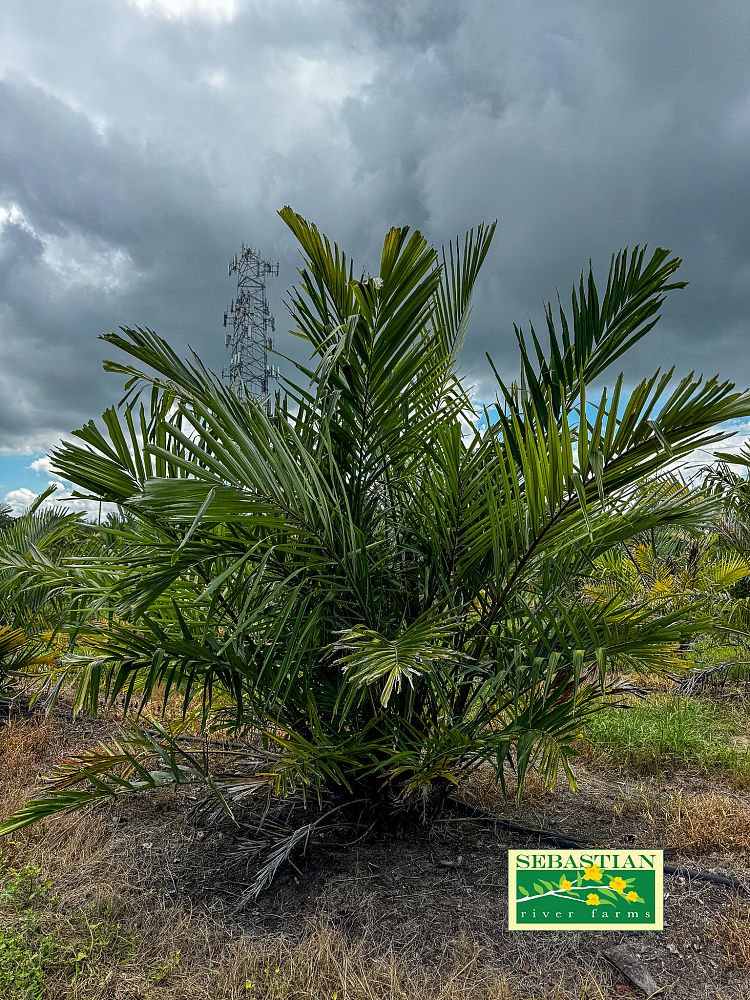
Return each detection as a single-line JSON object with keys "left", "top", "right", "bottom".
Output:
{"left": 0, "top": 917, "right": 58, "bottom": 1000}
{"left": 151, "top": 948, "right": 182, "bottom": 984}
{"left": 0, "top": 860, "right": 56, "bottom": 910}
{"left": 0, "top": 856, "right": 137, "bottom": 997}
{"left": 0, "top": 862, "right": 59, "bottom": 1000}
{"left": 65, "top": 904, "right": 136, "bottom": 983}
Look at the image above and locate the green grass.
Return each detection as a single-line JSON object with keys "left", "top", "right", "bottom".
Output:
{"left": 0, "top": 857, "right": 134, "bottom": 999}
{"left": 0, "top": 860, "right": 59, "bottom": 1000}
{"left": 584, "top": 695, "right": 750, "bottom": 782}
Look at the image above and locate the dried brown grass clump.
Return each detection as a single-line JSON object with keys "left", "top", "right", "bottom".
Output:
{"left": 663, "top": 790, "right": 750, "bottom": 854}
{"left": 213, "top": 925, "right": 517, "bottom": 1000}
{"left": 211, "top": 929, "right": 620, "bottom": 1000}
{"left": 611, "top": 783, "right": 750, "bottom": 857}
{"left": 0, "top": 714, "right": 55, "bottom": 780}
{"left": 0, "top": 715, "right": 58, "bottom": 819}
{"left": 630, "top": 670, "right": 679, "bottom": 693}
{"left": 710, "top": 899, "right": 750, "bottom": 972}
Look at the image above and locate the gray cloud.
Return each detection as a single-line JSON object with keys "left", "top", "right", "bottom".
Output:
{"left": 0, "top": 0, "right": 749, "bottom": 454}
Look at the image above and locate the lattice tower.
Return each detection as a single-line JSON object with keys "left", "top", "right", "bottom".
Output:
{"left": 223, "top": 244, "right": 279, "bottom": 404}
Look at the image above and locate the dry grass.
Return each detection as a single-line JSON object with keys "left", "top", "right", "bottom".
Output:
{"left": 213, "top": 926, "right": 517, "bottom": 1000}
{"left": 662, "top": 790, "right": 750, "bottom": 854}
{"left": 0, "top": 714, "right": 58, "bottom": 818}
{"left": 611, "top": 783, "right": 750, "bottom": 857}
{"left": 0, "top": 713, "right": 55, "bottom": 778}
{"left": 709, "top": 899, "right": 750, "bottom": 972}
{"left": 456, "top": 763, "right": 565, "bottom": 815}
{"left": 0, "top": 834, "right": 616, "bottom": 1000}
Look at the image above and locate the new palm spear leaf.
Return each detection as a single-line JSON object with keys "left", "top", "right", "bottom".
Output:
{"left": 4, "top": 209, "right": 750, "bottom": 869}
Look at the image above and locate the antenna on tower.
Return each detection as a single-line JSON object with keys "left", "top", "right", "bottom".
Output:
{"left": 223, "top": 244, "right": 279, "bottom": 407}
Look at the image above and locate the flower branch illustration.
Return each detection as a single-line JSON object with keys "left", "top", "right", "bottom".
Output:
{"left": 515, "top": 863, "right": 646, "bottom": 907}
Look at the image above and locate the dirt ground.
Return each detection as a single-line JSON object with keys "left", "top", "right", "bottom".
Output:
{"left": 1, "top": 709, "right": 748, "bottom": 1000}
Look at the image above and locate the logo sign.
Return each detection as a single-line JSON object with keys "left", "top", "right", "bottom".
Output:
{"left": 508, "top": 849, "right": 663, "bottom": 931}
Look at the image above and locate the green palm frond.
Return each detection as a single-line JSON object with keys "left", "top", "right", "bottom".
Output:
{"left": 503, "top": 246, "right": 686, "bottom": 426}
{"left": 334, "top": 613, "right": 464, "bottom": 710}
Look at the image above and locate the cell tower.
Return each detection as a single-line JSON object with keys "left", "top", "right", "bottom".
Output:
{"left": 223, "top": 244, "right": 279, "bottom": 404}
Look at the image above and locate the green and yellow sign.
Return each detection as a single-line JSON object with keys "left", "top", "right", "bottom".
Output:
{"left": 508, "top": 849, "right": 663, "bottom": 931}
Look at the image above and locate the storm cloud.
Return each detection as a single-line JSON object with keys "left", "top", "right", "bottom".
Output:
{"left": 1, "top": 0, "right": 750, "bottom": 457}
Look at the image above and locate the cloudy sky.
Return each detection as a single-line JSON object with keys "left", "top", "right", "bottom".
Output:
{"left": 1, "top": 0, "right": 750, "bottom": 512}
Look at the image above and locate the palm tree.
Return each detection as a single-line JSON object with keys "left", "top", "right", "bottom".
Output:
{"left": 581, "top": 476, "right": 750, "bottom": 674}
{"left": 3, "top": 210, "right": 749, "bottom": 887}
{"left": 0, "top": 488, "right": 86, "bottom": 708}
{"left": 583, "top": 476, "right": 750, "bottom": 614}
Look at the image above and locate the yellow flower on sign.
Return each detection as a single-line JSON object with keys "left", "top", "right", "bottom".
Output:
{"left": 559, "top": 877, "right": 573, "bottom": 891}
{"left": 626, "top": 890, "right": 639, "bottom": 902}
{"left": 609, "top": 876, "right": 627, "bottom": 893}
{"left": 586, "top": 893, "right": 600, "bottom": 906}
{"left": 583, "top": 863, "right": 603, "bottom": 881}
